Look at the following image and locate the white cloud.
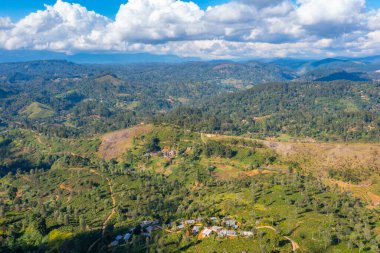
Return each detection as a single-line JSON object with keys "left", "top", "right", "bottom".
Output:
{"left": 105, "top": 0, "right": 205, "bottom": 44}
{"left": 0, "top": 0, "right": 379, "bottom": 58}
{"left": 368, "top": 9, "right": 380, "bottom": 30}
{"left": 297, "top": 0, "right": 365, "bottom": 25}
{"left": 0, "top": 0, "right": 109, "bottom": 51}
{"left": 205, "top": 2, "right": 258, "bottom": 24}
{"left": 236, "top": 0, "right": 287, "bottom": 9}
{"left": 0, "top": 17, "right": 13, "bottom": 29}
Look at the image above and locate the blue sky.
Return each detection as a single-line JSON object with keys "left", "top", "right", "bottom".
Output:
{"left": 0, "top": 0, "right": 380, "bottom": 59}
{"left": 3, "top": 0, "right": 378, "bottom": 20}
{"left": 2, "top": 0, "right": 231, "bottom": 20}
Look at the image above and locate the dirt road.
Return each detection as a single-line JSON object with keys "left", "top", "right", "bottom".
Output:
{"left": 256, "top": 225, "right": 299, "bottom": 252}
{"left": 86, "top": 169, "right": 116, "bottom": 252}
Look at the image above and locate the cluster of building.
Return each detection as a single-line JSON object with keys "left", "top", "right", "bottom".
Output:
{"left": 109, "top": 220, "right": 159, "bottom": 248}
{"left": 109, "top": 217, "right": 255, "bottom": 248}
{"left": 174, "top": 217, "right": 254, "bottom": 239}
{"left": 109, "top": 233, "right": 132, "bottom": 247}
{"left": 161, "top": 147, "right": 177, "bottom": 158}
{"left": 147, "top": 147, "right": 177, "bottom": 159}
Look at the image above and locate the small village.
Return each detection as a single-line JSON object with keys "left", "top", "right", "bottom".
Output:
{"left": 108, "top": 217, "right": 256, "bottom": 248}
{"left": 146, "top": 146, "right": 178, "bottom": 159}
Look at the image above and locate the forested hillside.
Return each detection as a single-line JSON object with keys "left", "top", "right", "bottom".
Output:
{"left": 1, "top": 60, "right": 380, "bottom": 253}
{"left": 159, "top": 81, "right": 380, "bottom": 141}
{"left": 1, "top": 61, "right": 379, "bottom": 141}
{"left": 0, "top": 125, "right": 379, "bottom": 253}
{"left": 0, "top": 60, "right": 295, "bottom": 137}
{"left": 273, "top": 57, "right": 380, "bottom": 81}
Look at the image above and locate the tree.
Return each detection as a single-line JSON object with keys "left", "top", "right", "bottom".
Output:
{"left": 370, "top": 240, "right": 379, "bottom": 253}
{"left": 208, "top": 165, "right": 216, "bottom": 176}
{"left": 79, "top": 216, "right": 86, "bottom": 231}
{"left": 64, "top": 214, "right": 69, "bottom": 226}
{"left": 7, "top": 187, "right": 17, "bottom": 200}
{"left": 57, "top": 213, "right": 63, "bottom": 225}
{"left": 37, "top": 217, "right": 47, "bottom": 235}
{"left": 322, "top": 229, "right": 332, "bottom": 250}
{"left": 363, "top": 226, "right": 372, "bottom": 241}
{"left": 145, "top": 136, "right": 161, "bottom": 152}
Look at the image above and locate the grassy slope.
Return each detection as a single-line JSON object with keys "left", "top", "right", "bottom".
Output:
{"left": 19, "top": 102, "right": 55, "bottom": 119}
{"left": 202, "top": 133, "right": 380, "bottom": 208}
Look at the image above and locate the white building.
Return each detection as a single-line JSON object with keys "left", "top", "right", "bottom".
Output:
{"left": 218, "top": 229, "right": 237, "bottom": 237}
{"left": 202, "top": 228, "right": 213, "bottom": 237}
{"left": 240, "top": 231, "right": 254, "bottom": 237}
{"left": 185, "top": 219, "right": 196, "bottom": 225}
{"left": 211, "top": 226, "right": 222, "bottom": 232}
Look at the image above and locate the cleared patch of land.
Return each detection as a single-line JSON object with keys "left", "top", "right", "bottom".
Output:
{"left": 207, "top": 158, "right": 274, "bottom": 180}
{"left": 202, "top": 133, "right": 380, "bottom": 206}
{"left": 324, "top": 178, "right": 380, "bottom": 208}
{"left": 94, "top": 74, "right": 121, "bottom": 85}
{"left": 98, "top": 124, "right": 153, "bottom": 160}
{"left": 262, "top": 140, "right": 380, "bottom": 177}
{"left": 207, "top": 134, "right": 380, "bottom": 178}
{"left": 203, "top": 134, "right": 380, "bottom": 175}
{"left": 19, "top": 102, "right": 55, "bottom": 119}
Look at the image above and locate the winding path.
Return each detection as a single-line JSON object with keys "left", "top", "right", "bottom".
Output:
{"left": 284, "top": 236, "right": 300, "bottom": 252}
{"left": 89, "top": 169, "right": 117, "bottom": 235}
{"left": 256, "top": 226, "right": 299, "bottom": 252}
{"left": 86, "top": 169, "right": 116, "bottom": 252}
{"left": 200, "top": 133, "right": 207, "bottom": 144}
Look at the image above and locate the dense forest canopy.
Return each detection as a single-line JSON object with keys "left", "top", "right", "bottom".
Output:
{"left": 159, "top": 81, "right": 380, "bottom": 141}
{"left": 0, "top": 60, "right": 296, "bottom": 137}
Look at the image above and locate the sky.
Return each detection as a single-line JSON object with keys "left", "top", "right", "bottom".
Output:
{"left": 0, "top": 0, "right": 380, "bottom": 59}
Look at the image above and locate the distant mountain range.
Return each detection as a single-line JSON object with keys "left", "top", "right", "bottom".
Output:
{"left": 0, "top": 50, "right": 200, "bottom": 64}
{"left": 270, "top": 56, "right": 380, "bottom": 81}
{"left": 0, "top": 50, "right": 380, "bottom": 81}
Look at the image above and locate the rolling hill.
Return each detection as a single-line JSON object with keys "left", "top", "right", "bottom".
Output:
{"left": 19, "top": 102, "right": 55, "bottom": 119}
{"left": 160, "top": 81, "right": 380, "bottom": 142}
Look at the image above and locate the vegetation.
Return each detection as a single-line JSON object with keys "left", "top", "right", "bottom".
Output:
{"left": 0, "top": 60, "right": 379, "bottom": 252}
{"left": 0, "top": 125, "right": 379, "bottom": 252}
{"left": 159, "top": 81, "right": 380, "bottom": 142}
{"left": 0, "top": 60, "right": 293, "bottom": 137}
{"left": 19, "top": 102, "right": 55, "bottom": 119}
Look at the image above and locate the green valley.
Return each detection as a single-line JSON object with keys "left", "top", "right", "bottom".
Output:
{"left": 0, "top": 60, "right": 379, "bottom": 253}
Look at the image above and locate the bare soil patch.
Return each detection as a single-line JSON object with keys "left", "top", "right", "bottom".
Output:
{"left": 98, "top": 124, "right": 153, "bottom": 160}
{"left": 203, "top": 133, "right": 380, "bottom": 206}
{"left": 59, "top": 183, "right": 73, "bottom": 192}
{"left": 259, "top": 140, "right": 380, "bottom": 179}
{"left": 367, "top": 192, "right": 380, "bottom": 208}
{"left": 16, "top": 189, "right": 23, "bottom": 198}
{"left": 324, "top": 178, "right": 380, "bottom": 208}
{"left": 203, "top": 133, "right": 380, "bottom": 177}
